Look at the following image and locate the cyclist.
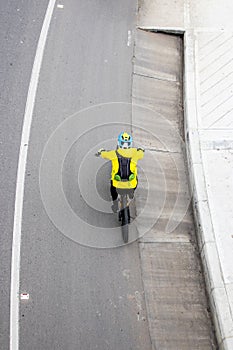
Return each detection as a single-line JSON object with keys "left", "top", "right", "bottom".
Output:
{"left": 96, "top": 132, "right": 145, "bottom": 212}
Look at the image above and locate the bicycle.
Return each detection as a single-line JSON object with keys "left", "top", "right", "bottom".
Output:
{"left": 95, "top": 151, "right": 134, "bottom": 243}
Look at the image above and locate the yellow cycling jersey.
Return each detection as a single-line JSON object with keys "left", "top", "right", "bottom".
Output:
{"left": 100, "top": 147, "right": 144, "bottom": 189}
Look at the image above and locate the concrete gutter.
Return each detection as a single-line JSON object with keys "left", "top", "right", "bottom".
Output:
{"left": 138, "top": 1, "right": 233, "bottom": 348}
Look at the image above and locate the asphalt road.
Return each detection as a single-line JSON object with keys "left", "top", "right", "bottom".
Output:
{"left": 0, "top": 1, "right": 49, "bottom": 349}
{"left": 15, "top": 1, "right": 152, "bottom": 349}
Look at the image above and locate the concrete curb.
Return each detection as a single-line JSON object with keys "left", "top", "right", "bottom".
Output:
{"left": 184, "top": 30, "right": 233, "bottom": 350}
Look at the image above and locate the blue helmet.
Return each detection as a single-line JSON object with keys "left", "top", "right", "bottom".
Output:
{"left": 118, "top": 132, "right": 133, "bottom": 149}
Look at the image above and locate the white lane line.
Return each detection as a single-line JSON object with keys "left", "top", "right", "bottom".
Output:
{"left": 127, "top": 30, "right": 132, "bottom": 46}
{"left": 10, "top": 0, "right": 56, "bottom": 349}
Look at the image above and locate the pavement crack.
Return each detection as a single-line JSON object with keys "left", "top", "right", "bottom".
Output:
{"left": 133, "top": 71, "right": 177, "bottom": 83}
{"left": 139, "top": 241, "right": 192, "bottom": 244}
{"left": 145, "top": 148, "right": 181, "bottom": 154}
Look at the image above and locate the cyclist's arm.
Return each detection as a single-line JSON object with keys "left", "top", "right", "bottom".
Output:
{"left": 100, "top": 150, "right": 116, "bottom": 160}
{"left": 136, "top": 148, "right": 145, "bottom": 160}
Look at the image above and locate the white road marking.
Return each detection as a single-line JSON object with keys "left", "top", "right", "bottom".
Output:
{"left": 127, "top": 30, "right": 132, "bottom": 46}
{"left": 57, "top": 4, "right": 64, "bottom": 9}
{"left": 20, "top": 293, "right": 29, "bottom": 300}
{"left": 10, "top": 0, "right": 56, "bottom": 349}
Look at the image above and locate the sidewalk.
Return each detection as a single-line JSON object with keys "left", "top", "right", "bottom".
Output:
{"left": 138, "top": 1, "right": 233, "bottom": 349}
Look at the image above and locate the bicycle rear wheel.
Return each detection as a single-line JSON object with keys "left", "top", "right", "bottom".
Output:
{"left": 121, "top": 206, "right": 129, "bottom": 243}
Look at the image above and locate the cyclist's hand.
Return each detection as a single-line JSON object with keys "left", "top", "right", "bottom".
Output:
{"left": 137, "top": 147, "right": 145, "bottom": 152}
{"left": 95, "top": 148, "right": 105, "bottom": 157}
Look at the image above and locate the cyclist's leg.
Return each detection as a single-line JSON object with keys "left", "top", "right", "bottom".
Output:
{"left": 110, "top": 181, "right": 118, "bottom": 212}
{"left": 129, "top": 183, "right": 137, "bottom": 199}
{"left": 110, "top": 181, "right": 118, "bottom": 201}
